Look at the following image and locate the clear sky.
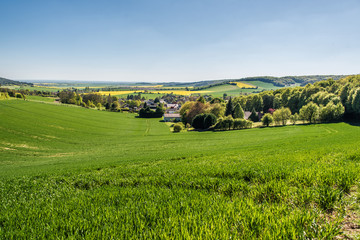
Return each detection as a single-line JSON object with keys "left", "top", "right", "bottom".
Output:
{"left": 0, "top": 0, "right": 359, "bottom": 82}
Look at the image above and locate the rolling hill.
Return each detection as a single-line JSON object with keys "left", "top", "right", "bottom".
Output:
{"left": 0, "top": 77, "right": 33, "bottom": 86}
{"left": 1, "top": 99, "right": 360, "bottom": 238}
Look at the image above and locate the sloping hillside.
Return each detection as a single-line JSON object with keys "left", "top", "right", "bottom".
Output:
{"left": 239, "top": 75, "right": 349, "bottom": 87}
{"left": 163, "top": 75, "right": 350, "bottom": 89}
{"left": 0, "top": 77, "right": 33, "bottom": 86}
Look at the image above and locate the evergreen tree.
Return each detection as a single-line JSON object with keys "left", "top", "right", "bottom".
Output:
{"left": 233, "top": 103, "right": 244, "bottom": 119}
{"left": 197, "top": 96, "right": 206, "bottom": 104}
{"left": 225, "top": 97, "right": 233, "bottom": 116}
{"left": 249, "top": 108, "right": 259, "bottom": 122}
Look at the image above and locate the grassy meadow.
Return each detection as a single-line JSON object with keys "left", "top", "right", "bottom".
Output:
{"left": 25, "top": 95, "right": 56, "bottom": 102}
{"left": 1, "top": 100, "right": 360, "bottom": 238}
{"left": 241, "top": 80, "right": 282, "bottom": 90}
{"left": 100, "top": 83, "right": 267, "bottom": 98}
{"left": 7, "top": 80, "right": 281, "bottom": 99}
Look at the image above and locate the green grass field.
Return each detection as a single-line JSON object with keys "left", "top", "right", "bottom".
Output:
{"left": 1, "top": 100, "right": 360, "bottom": 238}
{"left": 197, "top": 84, "right": 242, "bottom": 97}
{"left": 7, "top": 85, "right": 66, "bottom": 92}
{"left": 25, "top": 95, "right": 56, "bottom": 102}
{"left": 195, "top": 82, "right": 281, "bottom": 97}
{"left": 7, "top": 80, "right": 281, "bottom": 98}
{"left": 113, "top": 92, "right": 166, "bottom": 99}
{"left": 241, "top": 80, "right": 282, "bottom": 90}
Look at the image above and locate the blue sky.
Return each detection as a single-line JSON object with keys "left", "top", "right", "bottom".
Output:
{"left": 0, "top": 0, "right": 359, "bottom": 82}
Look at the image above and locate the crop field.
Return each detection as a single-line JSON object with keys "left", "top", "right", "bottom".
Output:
{"left": 241, "top": 80, "right": 282, "bottom": 90}
{"left": 98, "top": 89, "right": 211, "bottom": 97}
{"left": 131, "top": 85, "right": 164, "bottom": 88}
{"left": 1, "top": 100, "right": 360, "bottom": 238}
{"left": 230, "top": 81, "right": 257, "bottom": 89}
{"left": 25, "top": 95, "right": 56, "bottom": 102}
{"left": 13, "top": 85, "right": 67, "bottom": 92}
{"left": 198, "top": 84, "right": 253, "bottom": 97}
{"left": 98, "top": 90, "right": 144, "bottom": 96}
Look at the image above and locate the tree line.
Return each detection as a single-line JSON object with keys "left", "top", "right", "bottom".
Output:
{"left": 177, "top": 75, "right": 360, "bottom": 132}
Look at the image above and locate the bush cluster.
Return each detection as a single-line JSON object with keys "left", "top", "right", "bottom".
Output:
{"left": 214, "top": 116, "right": 252, "bottom": 131}
{"left": 138, "top": 106, "right": 165, "bottom": 118}
{"left": 191, "top": 113, "right": 217, "bottom": 130}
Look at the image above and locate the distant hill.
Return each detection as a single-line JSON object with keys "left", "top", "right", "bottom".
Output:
{"left": 163, "top": 80, "right": 226, "bottom": 87}
{"left": 161, "top": 75, "right": 351, "bottom": 88}
{"left": 0, "top": 77, "right": 33, "bottom": 86}
{"left": 236, "top": 75, "right": 349, "bottom": 87}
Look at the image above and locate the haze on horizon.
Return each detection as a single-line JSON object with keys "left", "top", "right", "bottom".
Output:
{"left": 1, "top": 0, "right": 359, "bottom": 82}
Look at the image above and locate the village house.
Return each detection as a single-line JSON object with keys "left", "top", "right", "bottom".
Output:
{"left": 163, "top": 113, "right": 181, "bottom": 122}
{"left": 244, "top": 111, "right": 263, "bottom": 120}
{"left": 165, "top": 103, "right": 180, "bottom": 114}
{"left": 145, "top": 100, "right": 158, "bottom": 110}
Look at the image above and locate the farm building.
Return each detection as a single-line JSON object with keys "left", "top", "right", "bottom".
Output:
{"left": 165, "top": 103, "right": 180, "bottom": 114}
{"left": 244, "top": 111, "right": 263, "bottom": 120}
{"left": 163, "top": 113, "right": 181, "bottom": 122}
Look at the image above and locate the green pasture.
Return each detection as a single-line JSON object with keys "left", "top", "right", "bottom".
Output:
{"left": 1, "top": 100, "right": 360, "bottom": 239}
{"left": 195, "top": 84, "right": 244, "bottom": 97}
{"left": 196, "top": 82, "right": 279, "bottom": 97}
{"left": 241, "top": 80, "right": 282, "bottom": 90}
{"left": 25, "top": 95, "right": 56, "bottom": 102}
{"left": 8, "top": 85, "right": 65, "bottom": 92}
{"left": 113, "top": 92, "right": 166, "bottom": 99}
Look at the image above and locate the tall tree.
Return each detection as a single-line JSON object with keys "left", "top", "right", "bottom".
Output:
{"left": 225, "top": 97, "right": 233, "bottom": 116}
{"left": 251, "top": 94, "right": 263, "bottom": 112}
{"left": 249, "top": 108, "right": 259, "bottom": 122}
{"left": 351, "top": 88, "right": 360, "bottom": 114}
{"left": 233, "top": 103, "right": 244, "bottom": 119}
{"left": 299, "top": 102, "right": 319, "bottom": 124}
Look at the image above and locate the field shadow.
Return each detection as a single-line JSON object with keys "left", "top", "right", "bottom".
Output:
{"left": 344, "top": 120, "right": 360, "bottom": 127}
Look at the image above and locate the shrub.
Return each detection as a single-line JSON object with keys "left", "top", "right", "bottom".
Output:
{"left": 0, "top": 92, "right": 9, "bottom": 100}
{"left": 233, "top": 119, "right": 247, "bottom": 129}
{"left": 245, "top": 120, "right": 253, "bottom": 129}
{"left": 139, "top": 105, "right": 164, "bottom": 118}
{"left": 173, "top": 123, "right": 183, "bottom": 132}
{"left": 289, "top": 113, "right": 298, "bottom": 125}
{"left": 233, "top": 119, "right": 252, "bottom": 129}
{"left": 203, "top": 113, "right": 217, "bottom": 129}
{"left": 214, "top": 116, "right": 250, "bottom": 131}
{"left": 110, "top": 101, "right": 120, "bottom": 111}
{"left": 192, "top": 114, "right": 206, "bottom": 129}
{"left": 192, "top": 113, "right": 217, "bottom": 130}
{"left": 261, "top": 113, "right": 273, "bottom": 127}
{"left": 222, "top": 116, "right": 234, "bottom": 130}
{"left": 299, "top": 102, "right": 319, "bottom": 124}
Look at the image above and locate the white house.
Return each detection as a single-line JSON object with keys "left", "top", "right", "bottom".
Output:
{"left": 163, "top": 113, "right": 181, "bottom": 122}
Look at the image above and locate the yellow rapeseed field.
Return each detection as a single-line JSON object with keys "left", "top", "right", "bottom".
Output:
{"left": 155, "top": 90, "right": 211, "bottom": 95}
{"left": 98, "top": 90, "right": 211, "bottom": 96}
{"left": 131, "top": 85, "right": 164, "bottom": 88}
{"left": 230, "top": 82, "right": 256, "bottom": 89}
{"left": 98, "top": 91, "right": 142, "bottom": 95}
